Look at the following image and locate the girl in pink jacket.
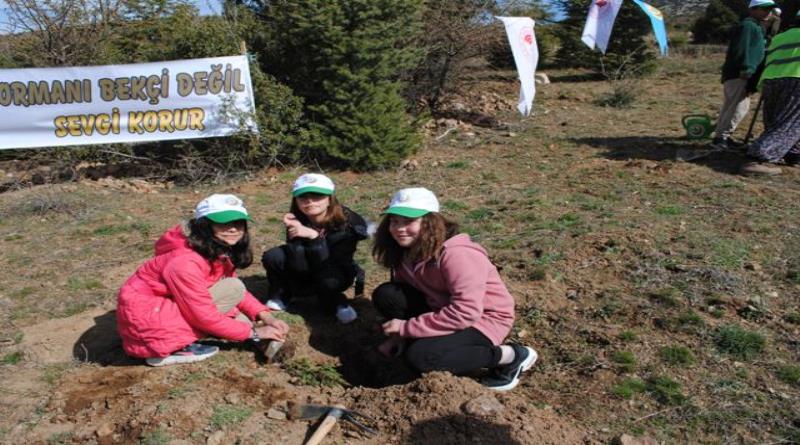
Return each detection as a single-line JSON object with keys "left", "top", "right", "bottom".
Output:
{"left": 372, "top": 187, "right": 536, "bottom": 391}
{"left": 117, "top": 194, "right": 288, "bottom": 366}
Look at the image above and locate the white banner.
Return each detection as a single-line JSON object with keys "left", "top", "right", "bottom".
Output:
{"left": 581, "top": 0, "right": 624, "bottom": 54}
{"left": 497, "top": 16, "right": 539, "bottom": 116}
{"left": 0, "top": 55, "right": 257, "bottom": 150}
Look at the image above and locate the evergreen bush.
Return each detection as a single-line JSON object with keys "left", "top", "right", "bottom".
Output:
{"left": 257, "top": 0, "right": 423, "bottom": 170}
{"left": 690, "top": 0, "right": 740, "bottom": 44}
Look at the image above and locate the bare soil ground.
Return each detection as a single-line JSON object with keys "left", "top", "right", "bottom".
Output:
{"left": 1, "top": 52, "right": 799, "bottom": 445}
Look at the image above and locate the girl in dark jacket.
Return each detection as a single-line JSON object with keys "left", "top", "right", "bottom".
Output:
{"left": 261, "top": 173, "right": 368, "bottom": 323}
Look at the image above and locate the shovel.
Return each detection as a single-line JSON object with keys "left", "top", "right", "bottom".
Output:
{"left": 288, "top": 402, "right": 377, "bottom": 445}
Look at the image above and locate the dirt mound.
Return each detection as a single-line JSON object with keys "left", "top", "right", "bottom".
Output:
{"left": 346, "top": 372, "right": 588, "bottom": 444}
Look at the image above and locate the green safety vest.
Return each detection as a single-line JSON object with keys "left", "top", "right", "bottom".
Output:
{"left": 759, "top": 28, "right": 800, "bottom": 89}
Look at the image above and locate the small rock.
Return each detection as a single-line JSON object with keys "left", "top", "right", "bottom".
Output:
{"left": 535, "top": 73, "right": 551, "bottom": 85}
{"left": 464, "top": 132, "right": 476, "bottom": 138}
{"left": 443, "top": 118, "right": 459, "bottom": 129}
{"left": 462, "top": 394, "right": 505, "bottom": 417}
{"left": 743, "top": 261, "right": 761, "bottom": 271}
{"left": 400, "top": 159, "right": 419, "bottom": 171}
{"left": 613, "top": 433, "right": 659, "bottom": 445}
{"left": 95, "top": 422, "right": 114, "bottom": 438}
{"left": 207, "top": 431, "right": 225, "bottom": 445}
{"left": 266, "top": 408, "right": 286, "bottom": 420}
{"left": 507, "top": 132, "right": 517, "bottom": 137}
{"left": 224, "top": 393, "right": 241, "bottom": 404}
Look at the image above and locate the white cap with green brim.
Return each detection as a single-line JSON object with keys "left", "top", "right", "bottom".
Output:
{"left": 195, "top": 194, "right": 251, "bottom": 223}
{"left": 292, "top": 173, "right": 335, "bottom": 197}
{"left": 749, "top": 0, "right": 776, "bottom": 8}
{"left": 385, "top": 187, "right": 440, "bottom": 218}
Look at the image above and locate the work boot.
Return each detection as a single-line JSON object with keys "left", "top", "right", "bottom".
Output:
{"left": 740, "top": 161, "right": 782, "bottom": 176}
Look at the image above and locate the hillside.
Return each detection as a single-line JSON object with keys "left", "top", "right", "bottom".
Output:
{"left": 0, "top": 52, "right": 798, "bottom": 444}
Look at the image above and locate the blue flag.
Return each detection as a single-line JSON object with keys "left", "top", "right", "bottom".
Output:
{"left": 631, "top": 0, "right": 668, "bottom": 56}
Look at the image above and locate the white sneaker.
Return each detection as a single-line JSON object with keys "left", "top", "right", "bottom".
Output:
{"left": 266, "top": 298, "right": 287, "bottom": 311}
{"left": 336, "top": 305, "right": 357, "bottom": 324}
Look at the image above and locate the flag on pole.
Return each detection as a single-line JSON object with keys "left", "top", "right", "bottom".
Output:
{"left": 581, "top": 0, "right": 624, "bottom": 54}
{"left": 631, "top": 0, "right": 669, "bottom": 56}
{"left": 496, "top": 16, "right": 539, "bottom": 116}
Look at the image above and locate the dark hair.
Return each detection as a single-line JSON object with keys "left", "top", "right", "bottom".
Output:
{"left": 372, "top": 212, "right": 459, "bottom": 268}
{"left": 290, "top": 194, "right": 347, "bottom": 231}
{"left": 186, "top": 217, "right": 253, "bottom": 268}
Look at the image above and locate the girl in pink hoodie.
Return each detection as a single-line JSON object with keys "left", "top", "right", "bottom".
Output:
{"left": 117, "top": 194, "right": 288, "bottom": 366}
{"left": 372, "top": 187, "right": 537, "bottom": 391}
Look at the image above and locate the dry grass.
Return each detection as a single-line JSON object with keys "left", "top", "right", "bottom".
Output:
{"left": 0, "top": 52, "right": 798, "bottom": 443}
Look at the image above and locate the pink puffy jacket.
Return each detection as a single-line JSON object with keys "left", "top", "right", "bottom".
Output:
{"left": 394, "top": 234, "right": 515, "bottom": 345}
{"left": 117, "top": 225, "right": 268, "bottom": 358}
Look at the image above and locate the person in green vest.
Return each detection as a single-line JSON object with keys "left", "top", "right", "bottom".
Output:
{"left": 742, "top": 11, "right": 800, "bottom": 175}
{"left": 711, "top": 0, "right": 777, "bottom": 151}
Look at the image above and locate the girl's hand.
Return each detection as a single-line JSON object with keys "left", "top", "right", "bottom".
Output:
{"left": 283, "top": 213, "right": 301, "bottom": 239}
{"left": 256, "top": 312, "right": 289, "bottom": 340}
{"left": 283, "top": 213, "right": 318, "bottom": 239}
{"left": 382, "top": 319, "right": 404, "bottom": 336}
{"left": 255, "top": 320, "right": 288, "bottom": 341}
{"left": 283, "top": 213, "right": 299, "bottom": 227}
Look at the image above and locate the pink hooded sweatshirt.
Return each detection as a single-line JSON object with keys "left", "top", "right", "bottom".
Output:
{"left": 394, "top": 234, "right": 515, "bottom": 345}
{"left": 117, "top": 225, "right": 268, "bottom": 358}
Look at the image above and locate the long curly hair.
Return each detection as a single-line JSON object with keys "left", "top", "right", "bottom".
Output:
{"left": 373, "top": 212, "right": 459, "bottom": 268}
{"left": 290, "top": 194, "right": 347, "bottom": 231}
{"left": 186, "top": 217, "right": 253, "bottom": 269}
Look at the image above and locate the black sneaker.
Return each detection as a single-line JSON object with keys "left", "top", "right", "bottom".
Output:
{"left": 710, "top": 137, "right": 745, "bottom": 152}
{"left": 783, "top": 153, "right": 800, "bottom": 166}
{"left": 481, "top": 345, "right": 538, "bottom": 391}
{"left": 726, "top": 138, "right": 746, "bottom": 149}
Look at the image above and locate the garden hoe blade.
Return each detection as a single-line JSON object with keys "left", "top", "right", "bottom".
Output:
{"left": 288, "top": 403, "right": 331, "bottom": 421}
{"left": 288, "top": 402, "right": 378, "bottom": 441}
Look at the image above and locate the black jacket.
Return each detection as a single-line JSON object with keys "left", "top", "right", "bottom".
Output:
{"left": 284, "top": 207, "right": 368, "bottom": 275}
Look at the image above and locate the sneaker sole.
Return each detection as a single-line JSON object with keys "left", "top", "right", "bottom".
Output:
{"left": 337, "top": 315, "right": 358, "bottom": 324}
{"left": 488, "top": 347, "right": 538, "bottom": 392}
{"left": 145, "top": 348, "right": 219, "bottom": 367}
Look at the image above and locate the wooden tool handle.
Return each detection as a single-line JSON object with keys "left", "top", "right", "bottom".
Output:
{"left": 303, "top": 413, "right": 338, "bottom": 445}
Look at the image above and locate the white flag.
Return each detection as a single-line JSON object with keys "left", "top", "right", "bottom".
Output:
{"left": 497, "top": 16, "right": 539, "bottom": 116}
{"left": 581, "top": 0, "right": 623, "bottom": 54}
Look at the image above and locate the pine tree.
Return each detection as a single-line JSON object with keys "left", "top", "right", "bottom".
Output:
{"left": 553, "top": 0, "right": 657, "bottom": 78}
{"left": 690, "top": 0, "right": 740, "bottom": 44}
{"left": 257, "top": 0, "right": 423, "bottom": 170}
